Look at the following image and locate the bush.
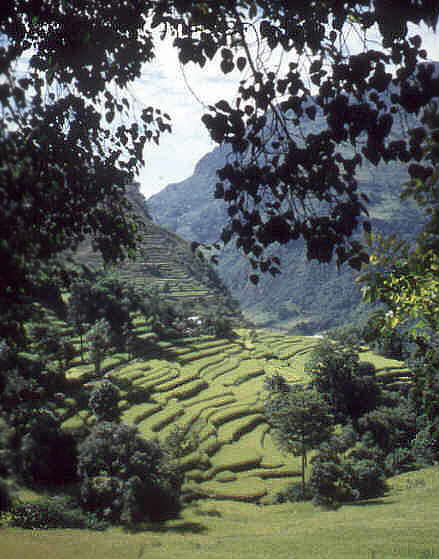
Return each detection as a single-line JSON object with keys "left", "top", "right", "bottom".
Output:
{"left": 206, "top": 315, "right": 235, "bottom": 339}
{"left": 89, "top": 380, "right": 120, "bottom": 422}
{"left": 326, "top": 324, "right": 364, "bottom": 349}
{"left": 17, "top": 408, "right": 77, "bottom": 485}
{"left": 11, "top": 497, "right": 107, "bottom": 530}
{"left": 385, "top": 447, "right": 417, "bottom": 476}
{"left": 309, "top": 442, "right": 388, "bottom": 506}
{"left": 78, "top": 422, "right": 182, "bottom": 524}
{"left": 357, "top": 402, "right": 416, "bottom": 454}
{"left": 279, "top": 481, "right": 313, "bottom": 503}
{"left": 343, "top": 456, "right": 387, "bottom": 500}
{"left": 410, "top": 419, "right": 439, "bottom": 466}
{"left": 0, "top": 479, "right": 12, "bottom": 511}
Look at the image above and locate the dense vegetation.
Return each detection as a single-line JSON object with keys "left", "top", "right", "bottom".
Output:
{"left": 1, "top": 3, "right": 439, "bottom": 558}
{"left": 265, "top": 338, "right": 429, "bottom": 507}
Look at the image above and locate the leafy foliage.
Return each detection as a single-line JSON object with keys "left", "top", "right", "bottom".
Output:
{"left": 89, "top": 380, "right": 121, "bottom": 423}
{"left": 309, "top": 440, "right": 388, "bottom": 506}
{"left": 0, "top": 479, "right": 12, "bottom": 512}
{"left": 264, "top": 382, "right": 334, "bottom": 492}
{"left": 14, "top": 408, "right": 77, "bottom": 486}
{"left": 357, "top": 402, "right": 417, "bottom": 454}
{"left": 359, "top": 105, "right": 439, "bottom": 341}
{"left": 2, "top": 1, "right": 439, "bottom": 309}
{"left": 68, "top": 271, "right": 139, "bottom": 348}
{"left": 0, "top": 1, "right": 171, "bottom": 305}
{"left": 305, "top": 340, "right": 381, "bottom": 424}
{"left": 28, "top": 321, "right": 75, "bottom": 371}
{"left": 77, "top": 421, "right": 182, "bottom": 524}
{"left": 11, "top": 497, "right": 107, "bottom": 530}
{"left": 85, "top": 319, "right": 112, "bottom": 376}
{"left": 191, "top": 3, "right": 439, "bottom": 272}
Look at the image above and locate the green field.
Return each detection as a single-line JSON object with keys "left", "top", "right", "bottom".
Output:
{"left": 58, "top": 325, "right": 411, "bottom": 504}
{"left": 2, "top": 468, "right": 439, "bottom": 559}
{"left": 2, "top": 319, "right": 432, "bottom": 558}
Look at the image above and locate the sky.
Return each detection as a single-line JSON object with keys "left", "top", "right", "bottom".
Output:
{"left": 132, "top": 24, "right": 439, "bottom": 200}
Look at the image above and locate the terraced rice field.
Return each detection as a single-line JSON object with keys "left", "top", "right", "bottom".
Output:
{"left": 59, "top": 325, "right": 412, "bottom": 504}
{"left": 76, "top": 192, "right": 237, "bottom": 318}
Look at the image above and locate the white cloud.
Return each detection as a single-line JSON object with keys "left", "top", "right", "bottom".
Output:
{"left": 136, "top": 24, "right": 439, "bottom": 200}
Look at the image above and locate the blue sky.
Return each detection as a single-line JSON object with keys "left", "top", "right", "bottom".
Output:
{"left": 132, "top": 24, "right": 439, "bottom": 199}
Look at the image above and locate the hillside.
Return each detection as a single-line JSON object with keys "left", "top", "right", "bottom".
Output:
{"left": 75, "top": 183, "right": 240, "bottom": 321}
{"left": 60, "top": 322, "right": 410, "bottom": 504}
{"left": 147, "top": 136, "right": 424, "bottom": 332}
{"left": 4, "top": 312, "right": 434, "bottom": 559}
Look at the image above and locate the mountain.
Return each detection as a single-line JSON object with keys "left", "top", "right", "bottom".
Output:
{"left": 75, "top": 183, "right": 241, "bottom": 320}
{"left": 147, "top": 134, "right": 425, "bottom": 333}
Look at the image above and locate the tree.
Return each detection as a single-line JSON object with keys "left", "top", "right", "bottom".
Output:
{"left": 85, "top": 319, "right": 112, "bottom": 377}
{"left": 357, "top": 106, "right": 439, "bottom": 457}
{"left": 357, "top": 402, "right": 417, "bottom": 455}
{"left": 2, "top": 1, "right": 439, "bottom": 311}
{"left": 305, "top": 340, "right": 381, "bottom": 425}
{"left": 28, "top": 321, "right": 75, "bottom": 372}
{"left": 264, "top": 382, "right": 334, "bottom": 494}
{"left": 89, "top": 380, "right": 121, "bottom": 423}
{"left": 77, "top": 422, "right": 182, "bottom": 524}
{"left": 359, "top": 104, "right": 439, "bottom": 331}
{"left": 67, "top": 271, "right": 136, "bottom": 349}
{"left": 15, "top": 408, "right": 77, "bottom": 486}
{"left": 189, "top": 2, "right": 439, "bottom": 274}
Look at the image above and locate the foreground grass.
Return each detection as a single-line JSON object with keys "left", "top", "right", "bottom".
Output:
{"left": 3, "top": 468, "right": 439, "bottom": 559}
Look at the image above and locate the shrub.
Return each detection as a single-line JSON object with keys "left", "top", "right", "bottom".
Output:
{"left": 0, "top": 418, "right": 14, "bottom": 476}
{"left": 326, "top": 324, "right": 364, "bottom": 349}
{"left": 205, "top": 315, "right": 235, "bottom": 339}
{"left": 89, "top": 380, "right": 121, "bottom": 422}
{"left": 163, "top": 423, "right": 201, "bottom": 463}
{"left": 343, "top": 456, "right": 387, "bottom": 500}
{"left": 309, "top": 442, "right": 388, "bottom": 506}
{"left": 281, "top": 481, "right": 313, "bottom": 503}
{"left": 77, "top": 421, "right": 182, "bottom": 524}
{"left": 17, "top": 408, "right": 77, "bottom": 485}
{"left": 411, "top": 419, "right": 439, "bottom": 466}
{"left": 11, "top": 497, "right": 107, "bottom": 530}
{"left": 263, "top": 372, "right": 290, "bottom": 394}
{"left": 385, "top": 447, "right": 417, "bottom": 476}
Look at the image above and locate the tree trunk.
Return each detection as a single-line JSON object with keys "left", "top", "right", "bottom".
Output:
{"left": 301, "top": 438, "right": 306, "bottom": 495}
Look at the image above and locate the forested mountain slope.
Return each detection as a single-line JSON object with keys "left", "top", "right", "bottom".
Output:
{"left": 148, "top": 143, "right": 424, "bottom": 332}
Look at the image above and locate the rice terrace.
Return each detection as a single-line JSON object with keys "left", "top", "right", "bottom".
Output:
{"left": 3, "top": 310, "right": 439, "bottom": 558}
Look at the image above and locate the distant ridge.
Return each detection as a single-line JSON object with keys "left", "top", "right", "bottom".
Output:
{"left": 148, "top": 126, "right": 425, "bottom": 333}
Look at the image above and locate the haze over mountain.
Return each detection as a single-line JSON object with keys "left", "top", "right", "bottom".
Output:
{"left": 147, "top": 127, "right": 425, "bottom": 333}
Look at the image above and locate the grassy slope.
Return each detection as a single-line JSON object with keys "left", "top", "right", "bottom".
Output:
{"left": 58, "top": 318, "right": 411, "bottom": 504}
{"left": 3, "top": 468, "right": 439, "bottom": 559}
{"left": 4, "top": 313, "right": 435, "bottom": 558}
